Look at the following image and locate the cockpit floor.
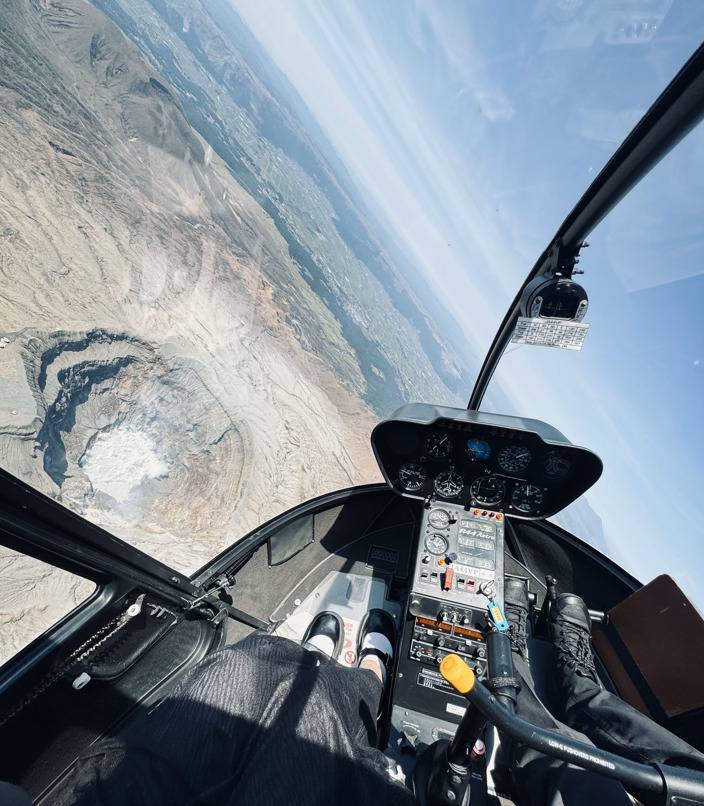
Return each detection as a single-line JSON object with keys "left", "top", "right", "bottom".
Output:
{"left": 273, "top": 571, "right": 402, "bottom": 667}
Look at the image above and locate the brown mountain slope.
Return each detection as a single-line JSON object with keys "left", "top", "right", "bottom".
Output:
{"left": 0, "top": 0, "right": 380, "bottom": 649}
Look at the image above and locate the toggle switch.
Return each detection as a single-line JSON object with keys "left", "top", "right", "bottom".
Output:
{"left": 442, "top": 565, "right": 455, "bottom": 591}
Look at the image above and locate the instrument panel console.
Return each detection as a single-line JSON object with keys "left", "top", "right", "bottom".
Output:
{"left": 411, "top": 504, "right": 504, "bottom": 611}
{"left": 390, "top": 501, "right": 506, "bottom": 741}
{"left": 383, "top": 404, "right": 602, "bottom": 748}
{"left": 372, "top": 403, "right": 602, "bottom": 519}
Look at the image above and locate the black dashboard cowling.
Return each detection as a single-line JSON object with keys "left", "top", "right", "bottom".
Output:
{"left": 371, "top": 404, "right": 602, "bottom": 520}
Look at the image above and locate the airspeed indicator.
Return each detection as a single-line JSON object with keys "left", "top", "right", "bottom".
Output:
{"left": 424, "top": 431, "right": 452, "bottom": 459}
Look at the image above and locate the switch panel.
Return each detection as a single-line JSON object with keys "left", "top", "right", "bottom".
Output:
{"left": 412, "top": 503, "right": 505, "bottom": 609}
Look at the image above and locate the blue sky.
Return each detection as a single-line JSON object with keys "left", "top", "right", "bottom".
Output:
{"left": 233, "top": 0, "right": 704, "bottom": 606}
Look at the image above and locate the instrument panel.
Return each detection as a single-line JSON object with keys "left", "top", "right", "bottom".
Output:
{"left": 412, "top": 503, "right": 504, "bottom": 610}
{"left": 372, "top": 404, "right": 602, "bottom": 519}
{"left": 386, "top": 405, "right": 601, "bottom": 750}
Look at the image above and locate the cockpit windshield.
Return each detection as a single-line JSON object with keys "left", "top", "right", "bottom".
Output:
{"left": 0, "top": 0, "right": 702, "bottom": 599}
{"left": 485, "top": 115, "right": 704, "bottom": 609}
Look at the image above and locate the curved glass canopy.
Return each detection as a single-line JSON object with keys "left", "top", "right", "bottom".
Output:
{"left": 486, "top": 118, "right": 704, "bottom": 607}
{"left": 0, "top": 1, "right": 702, "bottom": 611}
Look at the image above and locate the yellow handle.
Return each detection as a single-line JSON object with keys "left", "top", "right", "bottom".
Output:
{"left": 440, "top": 654, "right": 476, "bottom": 695}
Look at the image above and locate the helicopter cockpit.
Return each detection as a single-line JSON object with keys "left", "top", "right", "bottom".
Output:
{"left": 4, "top": 399, "right": 702, "bottom": 805}
{"left": 1, "top": 3, "right": 704, "bottom": 806}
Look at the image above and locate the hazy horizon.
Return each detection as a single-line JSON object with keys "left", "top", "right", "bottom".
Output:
{"left": 233, "top": 0, "right": 704, "bottom": 604}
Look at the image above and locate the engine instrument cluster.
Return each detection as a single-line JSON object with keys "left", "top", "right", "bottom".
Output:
{"left": 412, "top": 503, "right": 504, "bottom": 611}
{"left": 372, "top": 404, "right": 602, "bottom": 519}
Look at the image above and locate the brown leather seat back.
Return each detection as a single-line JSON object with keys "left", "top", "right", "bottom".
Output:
{"left": 592, "top": 574, "right": 704, "bottom": 720}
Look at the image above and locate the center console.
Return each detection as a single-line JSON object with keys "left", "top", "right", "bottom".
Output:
{"left": 390, "top": 503, "right": 505, "bottom": 747}
{"left": 375, "top": 404, "right": 601, "bottom": 750}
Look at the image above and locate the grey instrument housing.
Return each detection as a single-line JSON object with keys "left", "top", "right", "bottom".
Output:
{"left": 371, "top": 403, "right": 602, "bottom": 520}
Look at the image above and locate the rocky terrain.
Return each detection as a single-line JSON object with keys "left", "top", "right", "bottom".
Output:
{"left": 1, "top": 0, "right": 437, "bottom": 657}
{"left": 0, "top": 546, "right": 96, "bottom": 663}
{"left": 93, "top": 0, "right": 471, "bottom": 412}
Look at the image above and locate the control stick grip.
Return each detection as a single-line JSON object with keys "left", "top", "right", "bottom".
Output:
{"left": 439, "top": 655, "right": 704, "bottom": 802}
{"left": 440, "top": 654, "right": 475, "bottom": 694}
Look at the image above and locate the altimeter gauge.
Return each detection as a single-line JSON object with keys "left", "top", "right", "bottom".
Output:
{"left": 433, "top": 469, "right": 464, "bottom": 498}
{"left": 424, "top": 431, "right": 452, "bottom": 459}
{"left": 497, "top": 445, "right": 532, "bottom": 474}
{"left": 397, "top": 463, "right": 427, "bottom": 492}
{"left": 511, "top": 483, "right": 544, "bottom": 514}
{"left": 425, "top": 532, "right": 450, "bottom": 556}
{"left": 469, "top": 475, "right": 505, "bottom": 507}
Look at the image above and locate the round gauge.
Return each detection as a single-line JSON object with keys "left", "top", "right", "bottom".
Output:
{"left": 424, "top": 431, "right": 452, "bottom": 459}
{"left": 469, "top": 475, "right": 505, "bottom": 506}
{"left": 425, "top": 532, "right": 449, "bottom": 556}
{"left": 397, "top": 462, "right": 427, "bottom": 491}
{"left": 466, "top": 438, "right": 491, "bottom": 461}
{"left": 428, "top": 508, "right": 451, "bottom": 529}
{"left": 497, "top": 445, "right": 532, "bottom": 474}
{"left": 433, "top": 468, "right": 464, "bottom": 498}
{"left": 544, "top": 451, "right": 571, "bottom": 479}
{"left": 511, "top": 483, "right": 544, "bottom": 514}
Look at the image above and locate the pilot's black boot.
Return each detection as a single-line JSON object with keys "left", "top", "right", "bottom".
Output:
{"left": 504, "top": 577, "right": 530, "bottom": 661}
{"left": 549, "top": 593, "right": 599, "bottom": 694}
{"left": 302, "top": 611, "right": 343, "bottom": 660}
{"left": 357, "top": 608, "right": 396, "bottom": 684}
